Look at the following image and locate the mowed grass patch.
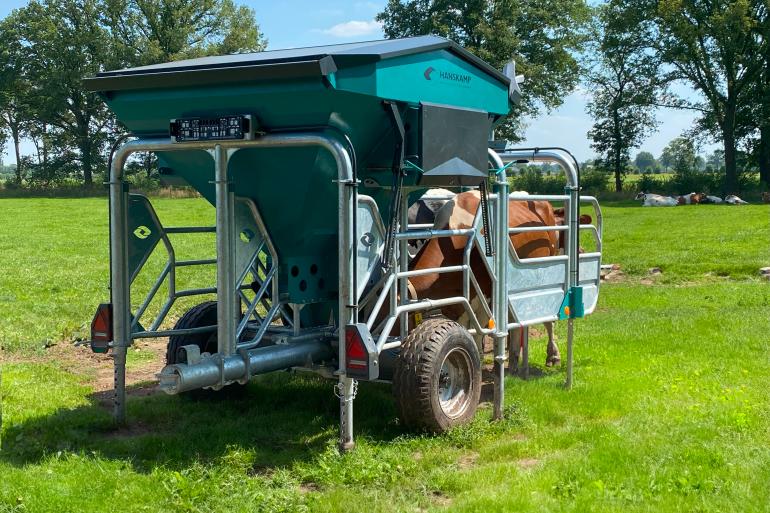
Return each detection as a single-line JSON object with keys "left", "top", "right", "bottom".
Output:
{"left": 1, "top": 283, "right": 768, "bottom": 512}
{"left": 1, "top": 197, "right": 769, "bottom": 512}
{"left": 598, "top": 202, "right": 768, "bottom": 280}
{"left": 0, "top": 198, "right": 767, "bottom": 353}
{"left": 0, "top": 197, "right": 216, "bottom": 353}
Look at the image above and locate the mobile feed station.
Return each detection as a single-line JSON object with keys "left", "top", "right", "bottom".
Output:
{"left": 85, "top": 36, "right": 602, "bottom": 450}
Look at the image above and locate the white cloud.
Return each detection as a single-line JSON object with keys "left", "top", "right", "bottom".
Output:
{"left": 322, "top": 20, "right": 383, "bottom": 38}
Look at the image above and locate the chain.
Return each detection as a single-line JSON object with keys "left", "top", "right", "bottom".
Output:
{"left": 333, "top": 379, "right": 359, "bottom": 402}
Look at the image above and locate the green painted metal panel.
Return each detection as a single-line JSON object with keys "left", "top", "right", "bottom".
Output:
{"left": 97, "top": 38, "right": 511, "bottom": 325}
{"left": 373, "top": 50, "right": 508, "bottom": 115}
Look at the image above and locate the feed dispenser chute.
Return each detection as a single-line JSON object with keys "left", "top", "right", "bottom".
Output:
{"left": 414, "top": 102, "right": 491, "bottom": 187}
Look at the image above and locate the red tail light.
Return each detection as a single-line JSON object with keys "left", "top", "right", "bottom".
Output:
{"left": 345, "top": 323, "right": 378, "bottom": 380}
{"left": 90, "top": 303, "right": 113, "bottom": 353}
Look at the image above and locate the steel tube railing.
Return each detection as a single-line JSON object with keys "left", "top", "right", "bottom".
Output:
{"left": 366, "top": 273, "right": 395, "bottom": 330}
{"left": 109, "top": 134, "right": 356, "bottom": 441}
{"left": 176, "top": 258, "right": 217, "bottom": 267}
{"left": 395, "top": 228, "right": 475, "bottom": 240}
{"left": 375, "top": 296, "right": 493, "bottom": 351}
{"left": 165, "top": 226, "right": 216, "bottom": 234}
{"left": 396, "top": 265, "right": 467, "bottom": 279}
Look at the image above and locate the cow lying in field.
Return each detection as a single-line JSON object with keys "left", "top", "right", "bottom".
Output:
{"left": 677, "top": 192, "right": 707, "bottom": 205}
{"left": 700, "top": 195, "right": 723, "bottom": 204}
{"left": 407, "top": 191, "right": 590, "bottom": 367}
{"left": 725, "top": 194, "right": 749, "bottom": 205}
{"left": 636, "top": 192, "right": 678, "bottom": 207}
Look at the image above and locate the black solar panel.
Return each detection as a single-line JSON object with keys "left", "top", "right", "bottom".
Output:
{"left": 88, "top": 35, "right": 507, "bottom": 85}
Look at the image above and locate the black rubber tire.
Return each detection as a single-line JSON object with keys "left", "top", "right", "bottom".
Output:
{"left": 166, "top": 301, "right": 219, "bottom": 365}
{"left": 393, "top": 317, "right": 482, "bottom": 432}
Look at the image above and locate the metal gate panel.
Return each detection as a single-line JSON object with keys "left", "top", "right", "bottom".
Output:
{"left": 127, "top": 194, "right": 165, "bottom": 283}
{"left": 356, "top": 196, "right": 386, "bottom": 301}
{"left": 505, "top": 256, "right": 566, "bottom": 323}
{"left": 578, "top": 253, "right": 601, "bottom": 315}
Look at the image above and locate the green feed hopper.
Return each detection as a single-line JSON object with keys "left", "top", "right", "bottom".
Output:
{"left": 84, "top": 37, "right": 601, "bottom": 447}
{"left": 86, "top": 35, "right": 515, "bottom": 326}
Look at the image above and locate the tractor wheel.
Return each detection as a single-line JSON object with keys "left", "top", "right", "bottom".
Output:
{"left": 393, "top": 317, "right": 481, "bottom": 432}
{"left": 166, "top": 301, "right": 246, "bottom": 398}
{"left": 166, "top": 301, "right": 219, "bottom": 365}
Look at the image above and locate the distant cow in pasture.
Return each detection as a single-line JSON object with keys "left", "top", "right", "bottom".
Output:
{"left": 677, "top": 192, "right": 706, "bottom": 205}
{"left": 701, "top": 195, "right": 723, "bottom": 204}
{"left": 635, "top": 192, "right": 678, "bottom": 207}
{"left": 725, "top": 194, "right": 749, "bottom": 205}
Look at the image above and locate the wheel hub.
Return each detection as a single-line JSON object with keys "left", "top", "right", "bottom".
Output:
{"left": 437, "top": 347, "right": 473, "bottom": 419}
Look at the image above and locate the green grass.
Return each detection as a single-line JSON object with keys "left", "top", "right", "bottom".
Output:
{"left": 622, "top": 172, "right": 674, "bottom": 184}
{"left": 1, "top": 198, "right": 769, "bottom": 512}
{"left": 0, "top": 197, "right": 217, "bottom": 353}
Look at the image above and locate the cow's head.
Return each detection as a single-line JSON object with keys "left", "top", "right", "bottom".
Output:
{"left": 692, "top": 192, "right": 707, "bottom": 204}
{"left": 552, "top": 208, "right": 593, "bottom": 252}
{"left": 635, "top": 192, "right": 646, "bottom": 200}
{"left": 676, "top": 195, "right": 686, "bottom": 205}
{"left": 553, "top": 207, "right": 592, "bottom": 226}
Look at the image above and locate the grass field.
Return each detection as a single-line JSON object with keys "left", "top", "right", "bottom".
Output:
{"left": 1, "top": 197, "right": 769, "bottom": 513}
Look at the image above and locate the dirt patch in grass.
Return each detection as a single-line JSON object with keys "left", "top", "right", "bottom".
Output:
{"left": 602, "top": 264, "right": 626, "bottom": 283}
{"left": 430, "top": 490, "right": 452, "bottom": 507}
{"left": 516, "top": 457, "right": 539, "bottom": 470}
{"left": 103, "top": 420, "right": 154, "bottom": 439}
{"left": 48, "top": 340, "right": 166, "bottom": 392}
{"left": 5, "top": 340, "right": 167, "bottom": 397}
{"left": 299, "top": 482, "right": 320, "bottom": 494}
{"left": 457, "top": 451, "right": 479, "bottom": 470}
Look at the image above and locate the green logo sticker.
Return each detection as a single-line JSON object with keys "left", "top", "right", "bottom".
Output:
{"left": 133, "top": 225, "right": 151, "bottom": 239}
{"left": 240, "top": 229, "right": 255, "bottom": 243}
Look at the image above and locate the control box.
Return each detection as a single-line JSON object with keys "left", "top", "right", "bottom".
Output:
{"left": 169, "top": 115, "right": 255, "bottom": 143}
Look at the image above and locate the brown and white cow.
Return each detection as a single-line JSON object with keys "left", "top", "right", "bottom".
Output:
{"left": 407, "top": 191, "right": 588, "bottom": 367}
{"left": 677, "top": 192, "right": 707, "bottom": 205}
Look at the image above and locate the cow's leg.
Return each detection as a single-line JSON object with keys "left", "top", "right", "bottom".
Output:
{"left": 545, "top": 322, "right": 561, "bottom": 366}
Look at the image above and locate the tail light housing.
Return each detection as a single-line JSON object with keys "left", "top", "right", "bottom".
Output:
{"left": 90, "top": 303, "right": 113, "bottom": 353}
{"left": 345, "top": 323, "right": 378, "bottom": 381}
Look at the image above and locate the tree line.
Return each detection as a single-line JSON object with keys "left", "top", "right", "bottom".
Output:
{"left": 0, "top": 0, "right": 265, "bottom": 186}
{"left": 379, "top": 0, "right": 769, "bottom": 194}
{"left": 1, "top": 0, "right": 768, "bottom": 195}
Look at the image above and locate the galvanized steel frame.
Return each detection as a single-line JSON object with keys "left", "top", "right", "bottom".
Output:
{"left": 107, "top": 135, "right": 601, "bottom": 451}
{"left": 108, "top": 133, "right": 357, "bottom": 452}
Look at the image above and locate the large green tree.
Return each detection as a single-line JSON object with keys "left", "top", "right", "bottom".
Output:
{"left": 0, "top": 14, "right": 32, "bottom": 183}
{"left": 662, "top": 136, "right": 698, "bottom": 173}
{"left": 104, "top": 0, "right": 266, "bottom": 67}
{"left": 377, "top": 0, "right": 591, "bottom": 141}
{"left": 5, "top": 0, "right": 266, "bottom": 186}
{"left": 14, "top": 0, "right": 116, "bottom": 186}
{"left": 743, "top": 11, "right": 770, "bottom": 186}
{"left": 635, "top": 151, "right": 657, "bottom": 172}
{"left": 634, "top": 0, "right": 769, "bottom": 193}
{"left": 585, "top": 3, "right": 660, "bottom": 191}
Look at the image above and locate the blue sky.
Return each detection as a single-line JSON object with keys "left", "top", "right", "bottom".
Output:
{"left": 0, "top": 0, "right": 717, "bottom": 164}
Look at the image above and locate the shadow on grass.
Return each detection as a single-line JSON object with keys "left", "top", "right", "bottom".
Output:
{"left": 1, "top": 371, "right": 407, "bottom": 473}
